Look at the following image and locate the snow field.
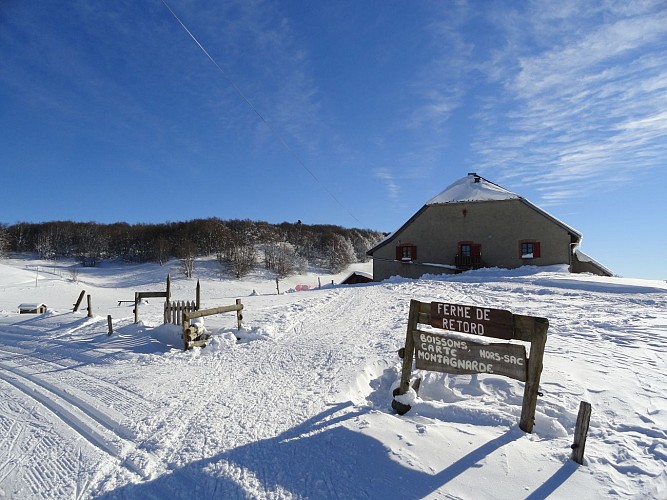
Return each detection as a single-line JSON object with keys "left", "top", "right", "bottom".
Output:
{"left": 0, "top": 257, "right": 665, "bottom": 498}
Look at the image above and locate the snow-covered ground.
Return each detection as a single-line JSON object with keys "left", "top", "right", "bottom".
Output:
{"left": 0, "top": 256, "right": 665, "bottom": 499}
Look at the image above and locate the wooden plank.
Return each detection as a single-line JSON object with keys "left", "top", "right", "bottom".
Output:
{"left": 430, "top": 301, "right": 514, "bottom": 340}
{"left": 572, "top": 401, "right": 592, "bottom": 465}
{"left": 513, "top": 314, "right": 549, "bottom": 342}
{"left": 136, "top": 291, "right": 169, "bottom": 299}
{"left": 73, "top": 290, "right": 86, "bottom": 312}
{"left": 412, "top": 329, "right": 527, "bottom": 381}
{"left": 184, "top": 302, "right": 243, "bottom": 321}
{"left": 397, "top": 299, "right": 422, "bottom": 396}
{"left": 519, "top": 317, "right": 548, "bottom": 433}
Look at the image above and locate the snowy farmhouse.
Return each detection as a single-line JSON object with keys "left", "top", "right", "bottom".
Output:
{"left": 367, "top": 173, "right": 612, "bottom": 281}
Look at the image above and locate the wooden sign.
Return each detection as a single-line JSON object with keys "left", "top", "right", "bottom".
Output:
{"left": 393, "top": 299, "right": 548, "bottom": 433}
{"left": 430, "top": 301, "right": 514, "bottom": 340}
{"left": 413, "top": 330, "right": 527, "bottom": 381}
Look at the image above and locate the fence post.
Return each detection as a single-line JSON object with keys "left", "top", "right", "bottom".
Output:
{"left": 518, "top": 316, "right": 548, "bottom": 433}
{"left": 572, "top": 401, "right": 592, "bottom": 465}
{"left": 134, "top": 292, "right": 139, "bottom": 324}
{"left": 107, "top": 315, "right": 113, "bottom": 336}
{"left": 73, "top": 290, "right": 86, "bottom": 312}
{"left": 87, "top": 294, "right": 93, "bottom": 317}
{"left": 196, "top": 280, "right": 201, "bottom": 310}
{"left": 166, "top": 274, "right": 171, "bottom": 302}
{"left": 236, "top": 299, "right": 243, "bottom": 330}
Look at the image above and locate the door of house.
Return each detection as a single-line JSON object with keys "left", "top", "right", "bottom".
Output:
{"left": 457, "top": 242, "right": 482, "bottom": 267}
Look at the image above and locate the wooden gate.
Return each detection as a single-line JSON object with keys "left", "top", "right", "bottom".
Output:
{"left": 164, "top": 300, "right": 197, "bottom": 325}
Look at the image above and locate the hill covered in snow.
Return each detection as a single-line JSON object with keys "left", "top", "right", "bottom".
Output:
{"left": 0, "top": 256, "right": 665, "bottom": 498}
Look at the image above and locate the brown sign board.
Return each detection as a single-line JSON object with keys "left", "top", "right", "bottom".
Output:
{"left": 413, "top": 329, "right": 527, "bottom": 381}
{"left": 430, "top": 302, "right": 514, "bottom": 340}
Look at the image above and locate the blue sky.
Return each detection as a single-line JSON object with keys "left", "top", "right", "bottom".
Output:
{"left": 1, "top": 1, "right": 666, "bottom": 279}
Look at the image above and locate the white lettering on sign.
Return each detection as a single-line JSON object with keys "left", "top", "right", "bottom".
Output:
{"left": 418, "top": 333, "right": 494, "bottom": 374}
{"left": 441, "top": 318, "right": 485, "bottom": 335}
{"left": 416, "top": 349, "right": 494, "bottom": 373}
{"left": 436, "top": 303, "right": 471, "bottom": 319}
{"left": 430, "top": 302, "right": 514, "bottom": 340}
{"left": 478, "top": 349, "right": 525, "bottom": 366}
{"left": 413, "top": 330, "right": 527, "bottom": 381}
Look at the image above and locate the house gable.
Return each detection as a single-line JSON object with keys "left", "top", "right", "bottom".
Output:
{"left": 367, "top": 173, "right": 594, "bottom": 281}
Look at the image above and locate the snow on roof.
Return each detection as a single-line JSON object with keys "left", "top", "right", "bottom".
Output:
{"left": 18, "top": 303, "right": 46, "bottom": 308}
{"left": 574, "top": 248, "right": 614, "bottom": 276}
{"left": 426, "top": 173, "right": 519, "bottom": 204}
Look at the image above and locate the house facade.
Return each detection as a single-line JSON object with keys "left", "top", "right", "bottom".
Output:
{"left": 367, "top": 173, "right": 611, "bottom": 281}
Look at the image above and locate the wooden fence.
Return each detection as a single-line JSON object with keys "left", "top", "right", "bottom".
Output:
{"left": 182, "top": 299, "right": 244, "bottom": 350}
{"left": 164, "top": 300, "right": 197, "bottom": 325}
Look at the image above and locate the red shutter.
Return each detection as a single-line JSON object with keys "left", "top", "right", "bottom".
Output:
{"left": 396, "top": 246, "right": 402, "bottom": 260}
{"left": 533, "top": 242, "right": 541, "bottom": 258}
{"left": 471, "top": 244, "right": 481, "bottom": 257}
{"left": 411, "top": 245, "right": 417, "bottom": 260}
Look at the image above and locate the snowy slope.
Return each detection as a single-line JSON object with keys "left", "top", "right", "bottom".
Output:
{"left": 0, "top": 256, "right": 665, "bottom": 499}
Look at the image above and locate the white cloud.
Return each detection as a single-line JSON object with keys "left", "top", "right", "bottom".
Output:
{"left": 467, "top": 1, "right": 667, "bottom": 202}
{"left": 373, "top": 168, "right": 401, "bottom": 202}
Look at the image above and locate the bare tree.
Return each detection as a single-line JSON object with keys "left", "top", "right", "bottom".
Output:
{"left": 69, "top": 265, "right": 80, "bottom": 283}
{"left": 0, "top": 225, "right": 9, "bottom": 257}
{"left": 229, "top": 244, "right": 257, "bottom": 279}
{"left": 179, "top": 239, "right": 197, "bottom": 278}
{"left": 154, "top": 237, "right": 170, "bottom": 266}
{"left": 263, "top": 242, "right": 306, "bottom": 278}
{"left": 36, "top": 232, "right": 54, "bottom": 259}
{"left": 327, "top": 234, "right": 356, "bottom": 273}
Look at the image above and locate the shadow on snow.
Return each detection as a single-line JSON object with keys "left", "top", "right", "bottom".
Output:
{"left": 97, "top": 402, "right": 546, "bottom": 499}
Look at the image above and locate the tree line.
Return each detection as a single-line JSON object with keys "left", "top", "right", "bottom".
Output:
{"left": 0, "top": 219, "right": 383, "bottom": 278}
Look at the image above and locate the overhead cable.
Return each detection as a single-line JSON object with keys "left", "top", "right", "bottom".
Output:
{"left": 159, "top": 0, "right": 361, "bottom": 224}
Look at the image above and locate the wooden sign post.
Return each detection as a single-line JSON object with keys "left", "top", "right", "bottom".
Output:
{"left": 393, "top": 299, "right": 548, "bottom": 433}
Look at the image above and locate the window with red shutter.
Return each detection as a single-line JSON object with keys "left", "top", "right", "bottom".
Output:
{"left": 519, "top": 240, "right": 540, "bottom": 259}
{"left": 396, "top": 244, "right": 417, "bottom": 261}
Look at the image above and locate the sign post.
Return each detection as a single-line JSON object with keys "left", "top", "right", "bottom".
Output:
{"left": 393, "top": 299, "right": 548, "bottom": 433}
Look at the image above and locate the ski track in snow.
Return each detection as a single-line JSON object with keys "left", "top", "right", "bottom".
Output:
{"left": 0, "top": 259, "right": 666, "bottom": 498}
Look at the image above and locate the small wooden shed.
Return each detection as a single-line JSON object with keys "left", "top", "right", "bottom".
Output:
{"left": 19, "top": 303, "right": 48, "bottom": 314}
{"left": 341, "top": 271, "right": 373, "bottom": 285}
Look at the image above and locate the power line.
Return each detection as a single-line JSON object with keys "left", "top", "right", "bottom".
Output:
{"left": 159, "top": 0, "right": 362, "bottom": 225}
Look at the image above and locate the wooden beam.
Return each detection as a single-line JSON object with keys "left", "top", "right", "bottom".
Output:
{"left": 397, "top": 299, "right": 422, "bottom": 396}
{"left": 136, "top": 291, "right": 169, "bottom": 299}
{"left": 184, "top": 302, "right": 243, "bottom": 321}
{"left": 73, "top": 290, "right": 86, "bottom": 312}
{"left": 572, "top": 401, "right": 592, "bottom": 465}
{"left": 519, "top": 316, "right": 548, "bottom": 433}
{"left": 236, "top": 298, "right": 243, "bottom": 329}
